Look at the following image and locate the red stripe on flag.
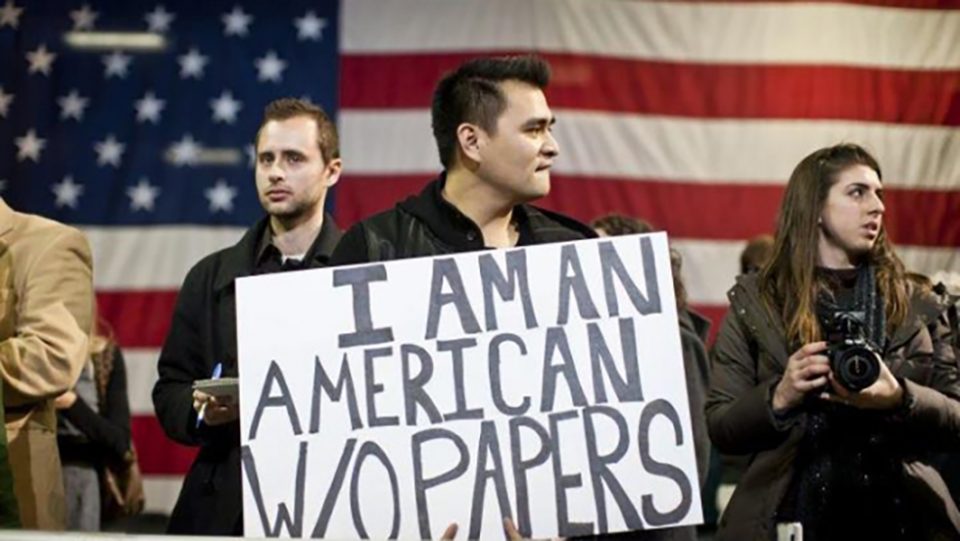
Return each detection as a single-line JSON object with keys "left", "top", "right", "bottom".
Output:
{"left": 98, "top": 290, "right": 177, "bottom": 349}
{"left": 341, "top": 54, "right": 960, "bottom": 125}
{"left": 132, "top": 415, "right": 197, "bottom": 476}
{"left": 333, "top": 175, "right": 434, "bottom": 226}
{"left": 336, "top": 175, "right": 960, "bottom": 248}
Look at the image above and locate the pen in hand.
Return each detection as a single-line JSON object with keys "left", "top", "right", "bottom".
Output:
{"left": 196, "top": 362, "right": 223, "bottom": 427}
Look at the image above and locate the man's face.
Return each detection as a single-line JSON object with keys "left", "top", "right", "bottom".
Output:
{"left": 255, "top": 116, "right": 340, "bottom": 223}
{"left": 474, "top": 80, "right": 558, "bottom": 202}
{"left": 818, "top": 164, "right": 885, "bottom": 263}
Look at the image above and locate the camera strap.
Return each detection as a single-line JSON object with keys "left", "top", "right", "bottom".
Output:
{"left": 817, "top": 264, "right": 886, "bottom": 350}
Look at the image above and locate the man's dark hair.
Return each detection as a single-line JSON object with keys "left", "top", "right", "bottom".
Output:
{"left": 431, "top": 55, "right": 551, "bottom": 169}
{"left": 255, "top": 98, "right": 340, "bottom": 163}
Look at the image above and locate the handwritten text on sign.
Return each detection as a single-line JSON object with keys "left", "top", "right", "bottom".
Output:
{"left": 236, "top": 233, "right": 702, "bottom": 539}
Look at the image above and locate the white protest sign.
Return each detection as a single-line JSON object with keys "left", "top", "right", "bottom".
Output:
{"left": 237, "top": 232, "right": 703, "bottom": 539}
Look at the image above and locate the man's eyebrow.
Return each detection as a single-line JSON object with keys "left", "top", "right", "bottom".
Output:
{"left": 259, "top": 148, "right": 305, "bottom": 157}
{"left": 522, "top": 116, "right": 556, "bottom": 128}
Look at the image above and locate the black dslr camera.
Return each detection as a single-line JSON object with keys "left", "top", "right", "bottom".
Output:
{"left": 822, "top": 310, "right": 882, "bottom": 392}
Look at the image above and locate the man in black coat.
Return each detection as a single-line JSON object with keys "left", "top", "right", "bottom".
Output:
{"left": 329, "top": 55, "right": 595, "bottom": 266}
{"left": 329, "top": 55, "right": 594, "bottom": 540}
{"left": 152, "top": 98, "right": 342, "bottom": 535}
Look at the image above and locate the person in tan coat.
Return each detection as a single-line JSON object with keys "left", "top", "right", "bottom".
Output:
{"left": 0, "top": 198, "right": 94, "bottom": 529}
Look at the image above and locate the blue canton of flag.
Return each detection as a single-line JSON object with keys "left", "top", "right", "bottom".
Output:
{"left": 0, "top": 0, "right": 340, "bottom": 226}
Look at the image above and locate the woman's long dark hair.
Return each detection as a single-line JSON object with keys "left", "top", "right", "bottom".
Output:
{"left": 759, "top": 143, "right": 909, "bottom": 347}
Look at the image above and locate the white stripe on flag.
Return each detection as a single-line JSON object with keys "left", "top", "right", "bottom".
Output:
{"left": 125, "top": 348, "right": 159, "bottom": 416}
{"left": 340, "top": 110, "right": 960, "bottom": 187}
{"left": 85, "top": 226, "right": 245, "bottom": 290}
{"left": 143, "top": 476, "right": 184, "bottom": 514}
{"left": 342, "top": 0, "right": 960, "bottom": 69}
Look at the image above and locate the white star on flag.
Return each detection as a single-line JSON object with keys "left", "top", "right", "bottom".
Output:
{"left": 135, "top": 91, "right": 165, "bottom": 123}
{"left": 210, "top": 90, "right": 242, "bottom": 124}
{"left": 103, "top": 51, "right": 132, "bottom": 78}
{"left": 58, "top": 90, "right": 89, "bottom": 121}
{"left": 26, "top": 44, "right": 56, "bottom": 76}
{"left": 0, "top": 87, "right": 13, "bottom": 118}
{"left": 94, "top": 135, "right": 125, "bottom": 167}
{"left": 52, "top": 176, "right": 84, "bottom": 208}
{"left": 127, "top": 178, "right": 161, "bottom": 212}
{"left": 178, "top": 48, "right": 208, "bottom": 79}
{"left": 70, "top": 4, "right": 98, "bottom": 30}
{"left": 168, "top": 134, "right": 201, "bottom": 166}
{"left": 294, "top": 11, "right": 326, "bottom": 41}
{"left": 14, "top": 129, "right": 45, "bottom": 162}
{"left": 144, "top": 5, "right": 174, "bottom": 33}
{"left": 206, "top": 179, "right": 237, "bottom": 213}
{"left": 0, "top": 0, "right": 23, "bottom": 29}
{"left": 222, "top": 6, "right": 252, "bottom": 37}
{"left": 255, "top": 51, "right": 286, "bottom": 83}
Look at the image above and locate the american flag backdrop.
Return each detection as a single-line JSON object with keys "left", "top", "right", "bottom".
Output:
{"left": 2, "top": 0, "right": 959, "bottom": 514}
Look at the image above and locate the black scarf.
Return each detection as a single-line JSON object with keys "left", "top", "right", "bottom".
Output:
{"left": 816, "top": 263, "right": 886, "bottom": 351}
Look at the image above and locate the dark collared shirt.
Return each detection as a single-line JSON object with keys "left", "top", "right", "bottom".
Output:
{"left": 252, "top": 216, "right": 340, "bottom": 274}
{"left": 414, "top": 176, "right": 537, "bottom": 250}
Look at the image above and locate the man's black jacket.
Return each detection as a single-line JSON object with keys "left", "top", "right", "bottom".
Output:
{"left": 152, "top": 215, "right": 340, "bottom": 535}
{"left": 330, "top": 175, "right": 596, "bottom": 265}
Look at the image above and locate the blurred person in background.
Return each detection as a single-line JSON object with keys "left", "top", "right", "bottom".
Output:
{"left": 712, "top": 233, "right": 776, "bottom": 521}
{"left": 707, "top": 143, "right": 960, "bottom": 540}
{"left": 930, "top": 271, "right": 960, "bottom": 508}
{"left": 739, "top": 234, "right": 774, "bottom": 275}
{"left": 55, "top": 315, "right": 142, "bottom": 531}
{"left": 591, "top": 213, "right": 711, "bottom": 541}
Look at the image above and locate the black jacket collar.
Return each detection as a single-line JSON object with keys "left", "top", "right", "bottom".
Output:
{"left": 214, "top": 214, "right": 341, "bottom": 292}
{"left": 398, "top": 174, "right": 594, "bottom": 250}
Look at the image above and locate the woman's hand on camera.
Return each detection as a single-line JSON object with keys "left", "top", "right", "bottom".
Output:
{"left": 772, "top": 341, "right": 830, "bottom": 413}
{"left": 820, "top": 361, "right": 903, "bottom": 410}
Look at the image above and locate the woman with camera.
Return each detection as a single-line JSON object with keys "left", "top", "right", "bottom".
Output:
{"left": 706, "top": 143, "right": 960, "bottom": 540}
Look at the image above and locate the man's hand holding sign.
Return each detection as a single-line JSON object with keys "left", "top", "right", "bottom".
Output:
{"left": 236, "top": 233, "right": 702, "bottom": 539}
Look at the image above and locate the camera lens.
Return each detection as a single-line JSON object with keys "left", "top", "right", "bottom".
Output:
{"left": 834, "top": 347, "right": 881, "bottom": 391}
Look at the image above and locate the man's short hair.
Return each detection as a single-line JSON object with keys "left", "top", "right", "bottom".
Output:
{"left": 431, "top": 55, "right": 551, "bottom": 169}
{"left": 255, "top": 98, "right": 339, "bottom": 163}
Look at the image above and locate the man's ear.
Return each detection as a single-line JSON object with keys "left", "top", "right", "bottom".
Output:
{"left": 456, "top": 123, "right": 483, "bottom": 164}
{"left": 324, "top": 158, "right": 343, "bottom": 187}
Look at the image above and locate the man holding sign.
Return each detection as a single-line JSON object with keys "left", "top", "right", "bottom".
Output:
{"left": 330, "top": 54, "right": 594, "bottom": 539}
{"left": 315, "top": 55, "right": 700, "bottom": 539}
{"left": 236, "top": 56, "right": 701, "bottom": 540}
{"left": 153, "top": 98, "right": 343, "bottom": 535}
